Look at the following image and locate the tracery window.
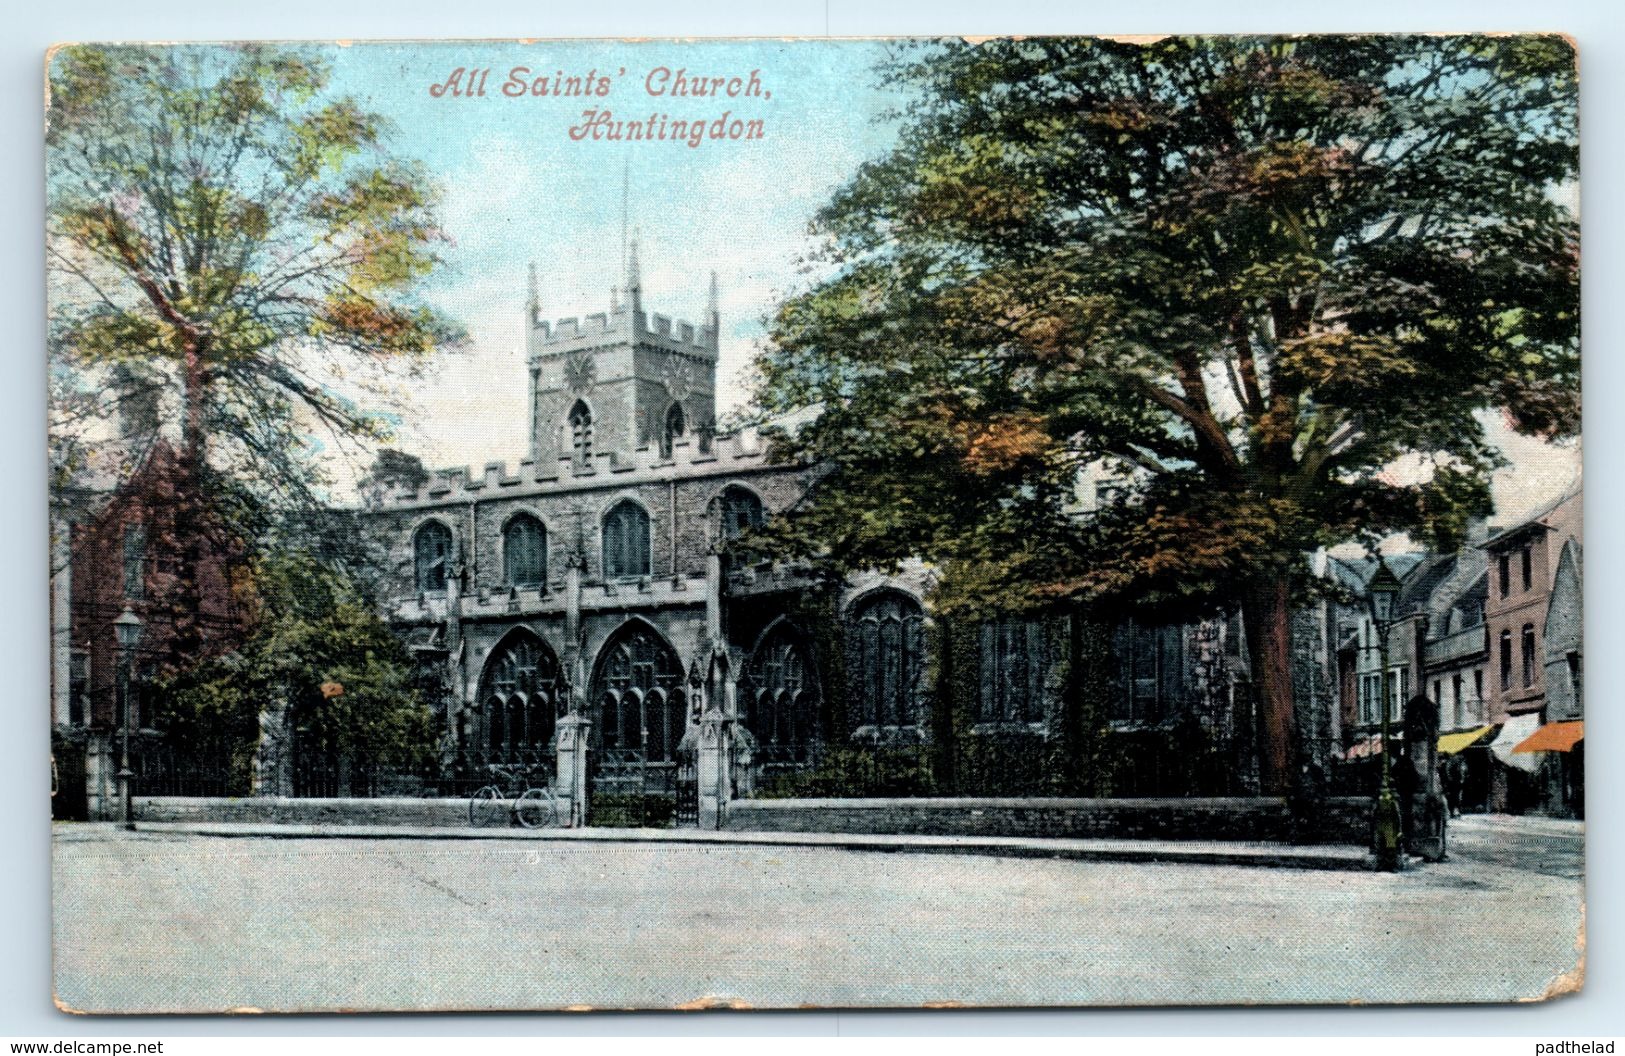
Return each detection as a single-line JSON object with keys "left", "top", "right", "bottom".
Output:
{"left": 413, "top": 520, "right": 453, "bottom": 594}
{"left": 741, "top": 622, "right": 817, "bottom": 756}
{"left": 845, "top": 590, "right": 926, "bottom": 730}
{"left": 568, "top": 400, "right": 593, "bottom": 466}
{"left": 602, "top": 500, "right": 651, "bottom": 580}
{"left": 978, "top": 620, "right": 1044, "bottom": 723}
{"left": 503, "top": 514, "right": 546, "bottom": 588}
{"left": 591, "top": 622, "right": 684, "bottom": 762}
{"left": 477, "top": 632, "right": 561, "bottom": 762}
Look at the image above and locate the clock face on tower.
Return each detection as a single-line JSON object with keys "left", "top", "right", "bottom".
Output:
{"left": 661, "top": 352, "right": 694, "bottom": 402}
{"left": 563, "top": 350, "right": 596, "bottom": 393}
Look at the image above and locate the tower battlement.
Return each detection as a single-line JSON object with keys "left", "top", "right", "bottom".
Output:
{"left": 528, "top": 307, "right": 717, "bottom": 361}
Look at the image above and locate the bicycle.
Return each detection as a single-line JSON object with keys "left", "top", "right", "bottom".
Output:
{"left": 468, "top": 763, "right": 559, "bottom": 829}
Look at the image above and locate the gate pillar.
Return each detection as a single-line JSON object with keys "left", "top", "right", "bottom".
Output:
{"left": 556, "top": 713, "right": 592, "bottom": 827}
{"left": 697, "top": 711, "right": 732, "bottom": 829}
{"left": 251, "top": 700, "right": 293, "bottom": 797}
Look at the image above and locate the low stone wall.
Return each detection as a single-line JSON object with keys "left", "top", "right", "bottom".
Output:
{"left": 137, "top": 796, "right": 474, "bottom": 827}
{"left": 724, "top": 796, "right": 1375, "bottom": 845}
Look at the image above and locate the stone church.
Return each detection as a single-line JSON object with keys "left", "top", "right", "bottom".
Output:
{"left": 358, "top": 249, "right": 1264, "bottom": 800}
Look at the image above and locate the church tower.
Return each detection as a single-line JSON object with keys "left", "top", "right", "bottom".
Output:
{"left": 526, "top": 244, "right": 720, "bottom": 472}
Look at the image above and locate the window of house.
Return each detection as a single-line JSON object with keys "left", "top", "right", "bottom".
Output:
{"left": 660, "top": 402, "right": 687, "bottom": 459}
{"left": 1498, "top": 553, "right": 1511, "bottom": 598}
{"left": 1522, "top": 624, "right": 1537, "bottom": 688}
{"left": 568, "top": 401, "right": 593, "bottom": 465}
{"left": 1451, "top": 673, "right": 1463, "bottom": 728}
{"left": 122, "top": 524, "right": 146, "bottom": 599}
{"left": 502, "top": 514, "right": 546, "bottom": 588}
{"left": 68, "top": 650, "right": 88, "bottom": 726}
{"left": 1521, "top": 546, "right": 1533, "bottom": 593}
{"left": 1473, "top": 668, "right": 1484, "bottom": 708}
{"left": 601, "top": 500, "right": 651, "bottom": 580}
{"left": 413, "top": 521, "right": 453, "bottom": 594}
{"left": 846, "top": 590, "right": 925, "bottom": 730}
{"left": 1433, "top": 679, "right": 1442, "bottom": 705}
{"left": 719, "top": 485, "right": 765, "bottom": 542}
{"left": 1567, "top": 651, "right": 1582, "bottom": 708}
{"left": 1500, "top": 630, "right": 1513, "bottom": 691}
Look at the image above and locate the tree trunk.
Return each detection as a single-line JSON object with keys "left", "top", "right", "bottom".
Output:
{"left": 1242, "top": 574, "right": 1297, "bottom": 797}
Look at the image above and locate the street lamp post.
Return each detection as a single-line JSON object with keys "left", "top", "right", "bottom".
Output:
{"left": 113, "top": 607, "right": 144, "bottom": 831}
{"left": 1367, "top": 562, "right": 1404, "bottom": 873}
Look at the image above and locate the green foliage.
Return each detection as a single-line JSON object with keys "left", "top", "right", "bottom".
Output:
{"left": 755, "top": 745, "right": 937, "bottom": 799}
{"left": 47, "top": 44, "right": 463, "bottom": 530}
{"left": 751, "top": 35, "right": 1578, "bottom": 622}
{"left": 154, "top": 549, "right": 436, "bottom": 769}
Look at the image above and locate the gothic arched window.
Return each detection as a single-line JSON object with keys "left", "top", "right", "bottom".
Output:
{"left": 845, "top": 590, "right": 926, "bottom": 730}
{"left": 568, "top": 400, "right": 593, "bottom": 466}
{"left": 413, "top": 520, "right": 453, "bottom": 594}
{"left": 978, "top": 620, "right": 1045, "bottom": 723}
{"left": 477, "top": 632, "right": 562, "bottom": 763}
{"left": 503, "top": 514, "right": 547, "bottom": 588}
{"left": 590, "top": 622, "right": 684, "bottom": 761}
{"left": 602, "top": 500, "right": 651, "bottom": 580}
{"left": 660, "top": 402, "right": 687, "bottom": 459}
{"left": 742, "top": 622, "right": 818, "bottom": 758}
{"left": 719, "top": 485, "right": 765, "bottom": 541}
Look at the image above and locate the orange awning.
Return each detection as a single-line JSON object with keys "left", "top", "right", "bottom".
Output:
{"left": 1511, "top": 720, "right": 1584, "bottom": 754}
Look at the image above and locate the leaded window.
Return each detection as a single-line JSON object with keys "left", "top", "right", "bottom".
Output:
{"left": 413, "top": 520, "right": 453, "bottom": 594}
{"left": 846, "top": 590, "right": 926, "bottom": 730}
{"left": 742, "top": 623, "right": 817, "bottom": 756}
{"left": 477, "top": 632, "right": 561, "bottom": 763}
{"left": 1522, "top": 623, "right": 1537, "bottom": 687}
{"left": 590, "top": 623, "right": 684, "bottom": 762}
{"left": 602, "top": 500, "right": 651, "bottom": 580}
{"left": 122, "top": 523, "right": 146, "bottom": 599}
{"left": 503, "top": 514, "right": 546, "bottom": 588}
{"left": 568, "top": 400, "right": 593, "bottom": 466}
{"left": 1112, "top": 621, "right": 1183, "bottom": 724}
{"left": 978, "top": 620, "right": 1044, "bottom": 723}
{"left": 720, "top": 485, "right": 765, "bottom": 541}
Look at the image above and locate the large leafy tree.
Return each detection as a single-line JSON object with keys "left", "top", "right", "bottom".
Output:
{"left": 47, "top": 44, "right": 460, "bottom": 666}
{"left": 753, "top": 36, "right": 1578, "bottom": 795}
{"left": 156, "top": 549, "right": 436, "bottom": 792}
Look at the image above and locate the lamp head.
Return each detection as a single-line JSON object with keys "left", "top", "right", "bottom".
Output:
{"left": 113, "top": 607, "right": 144, "bottom": 650}
{"left": 1368, "top": 560, "right": 1402, "bottom": 626}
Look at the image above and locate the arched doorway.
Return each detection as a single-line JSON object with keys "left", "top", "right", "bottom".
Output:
{"left": 476, "top": 630, "right": 563, "bottom": 767}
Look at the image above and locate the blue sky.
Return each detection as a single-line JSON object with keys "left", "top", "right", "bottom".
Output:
{"left": 319, "top": 39, "right": 913, "bottom": 478}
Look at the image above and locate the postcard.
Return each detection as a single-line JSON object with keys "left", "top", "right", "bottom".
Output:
{"left": 47, "top": 35, "right": 1583, "bottom": 1012}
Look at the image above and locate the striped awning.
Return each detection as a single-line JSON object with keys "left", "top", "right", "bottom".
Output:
{"left": 1512, "top": 720, "right": 1584, "bottom": 754}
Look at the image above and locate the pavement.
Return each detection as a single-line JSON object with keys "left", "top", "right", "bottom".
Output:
{"left": 59, "top": 819, "right": 1379, "bottom": 872}
{"left": 51, "top": 813, "right": 1586, "bottom": 1012}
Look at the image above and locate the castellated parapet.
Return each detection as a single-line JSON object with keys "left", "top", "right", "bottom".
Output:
{"left": 373, "top": 428, "right": 767, "bottom": 509}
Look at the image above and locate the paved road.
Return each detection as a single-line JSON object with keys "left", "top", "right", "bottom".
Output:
{"left": 52, "top": 817, "right": 1584, "bottom": 1013}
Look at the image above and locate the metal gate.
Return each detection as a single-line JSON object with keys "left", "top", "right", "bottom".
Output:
{"left": 673, "top": 758, "right": 699, "bottom": 826}
{"left": 588, "top": 748, "right": 681, "bottom": 828}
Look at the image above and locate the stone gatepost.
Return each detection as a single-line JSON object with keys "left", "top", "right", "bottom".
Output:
{"left": 697, "top": 711, "right": 732, "bottom": 829}
{"left": 555, "top": 713, "right": 592, "bottom": 827}
{"left": 251, "top": 700, "right": 293, "bottom": 797}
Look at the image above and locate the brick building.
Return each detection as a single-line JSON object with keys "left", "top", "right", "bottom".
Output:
{"left": 1479, "top": 489, "right": 1583, "bottom": 813}
{"left": 50, "top": 440, "right": 249, "bottom": 818}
